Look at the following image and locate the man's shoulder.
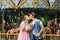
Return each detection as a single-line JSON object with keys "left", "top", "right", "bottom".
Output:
{"left": 35, "top": 19, "right": 41, "bottom": 22}
{"left": 35, "top": 19, "right": 43, "bottom": 25}
{"left": 30, "top": 19, "right": 42, "bottom": 25}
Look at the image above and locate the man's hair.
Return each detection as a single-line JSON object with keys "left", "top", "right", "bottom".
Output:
{"left": 30, "top": 12, "right": 37, "bottom": 18}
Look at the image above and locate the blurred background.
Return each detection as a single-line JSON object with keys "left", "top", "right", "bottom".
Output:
{"left": 0, "top": 0, "right": 60, "bottom": 40}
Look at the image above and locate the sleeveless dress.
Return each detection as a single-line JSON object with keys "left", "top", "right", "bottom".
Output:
{"left": 17, "top": 21, "right": 30, "bottom": 40}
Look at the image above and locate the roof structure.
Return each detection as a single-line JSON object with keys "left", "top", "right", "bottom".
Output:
{"left": 0, "top": 0, "right": 60, "bottom": 9}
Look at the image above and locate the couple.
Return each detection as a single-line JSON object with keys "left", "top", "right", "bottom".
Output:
{"left": 13, "top": 12, "right": 44, "bottom": 40}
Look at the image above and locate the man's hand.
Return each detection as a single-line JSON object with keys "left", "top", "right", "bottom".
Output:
{"left": 36, "top": 33, "right": 40, "bottom": 37}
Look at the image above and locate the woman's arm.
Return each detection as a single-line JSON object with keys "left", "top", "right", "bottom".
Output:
{"left": 20, "top": 21, "right": 25, "bottom": 31}
{"left": 12, "top": 21, "right": 25, "bottom": 32}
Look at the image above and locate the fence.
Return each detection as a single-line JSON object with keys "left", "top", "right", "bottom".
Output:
{"left": 43, "top": 34, "right": 60, "bottom": 40}
{"left": 0, "top": 32, "right": 60, "bottom": 40}
{"left": 0, "top": 32, "right": 18, "bottom": 40}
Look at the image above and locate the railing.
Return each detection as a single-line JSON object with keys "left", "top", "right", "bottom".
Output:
{"left": 0, "top": 32, "right": 18, "bottom": 40}
{"left": 0, "top": 32, "right": 60, "bottom": 40}
{"left": 43, "top": 34, "right": 60, "bottom": 40}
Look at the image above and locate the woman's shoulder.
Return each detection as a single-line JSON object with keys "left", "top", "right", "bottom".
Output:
{"left": 20, "top": 21, "right": 25, "bottom": 25}
{"left": 21, "top": 21, "right": 25, "bottom": 23}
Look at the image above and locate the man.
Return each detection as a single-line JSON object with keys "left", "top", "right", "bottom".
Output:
{"left": 29, "top": 12, "right": 44, "bottom": 40}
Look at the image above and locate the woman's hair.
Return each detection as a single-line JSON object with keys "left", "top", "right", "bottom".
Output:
{"left": 22, "top": 14, "right": 27, "bottom": 20}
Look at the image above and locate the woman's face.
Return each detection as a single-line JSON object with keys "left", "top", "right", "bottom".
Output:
{"left": 24, "top": 15, "right": 29, "bottom": 21}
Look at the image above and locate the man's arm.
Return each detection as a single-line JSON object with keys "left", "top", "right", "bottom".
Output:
{"left": 36, "top": 22, "right": 44, "bottom": 37}
{"left": 39, "top": 24, "right": 44, "bottom": 35}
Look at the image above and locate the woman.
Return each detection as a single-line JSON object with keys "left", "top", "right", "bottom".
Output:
{"left": 12, "top": 15, "right": 31, "bottom": 40}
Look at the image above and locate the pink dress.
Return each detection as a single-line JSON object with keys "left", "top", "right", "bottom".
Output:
{"left": 17, "top": 21, "right": 30, "bottom": 40}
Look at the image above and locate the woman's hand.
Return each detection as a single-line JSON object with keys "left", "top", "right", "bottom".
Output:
{"left": 10, "top": 28, "right": 18, "bottom": 33}
{"left": 26, "top": 26, "right": 32, "bottom": 32}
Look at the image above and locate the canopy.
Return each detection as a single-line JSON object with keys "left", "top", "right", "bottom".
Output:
{"left": 0, "top": 0, "right": 60, "bottom": 9}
